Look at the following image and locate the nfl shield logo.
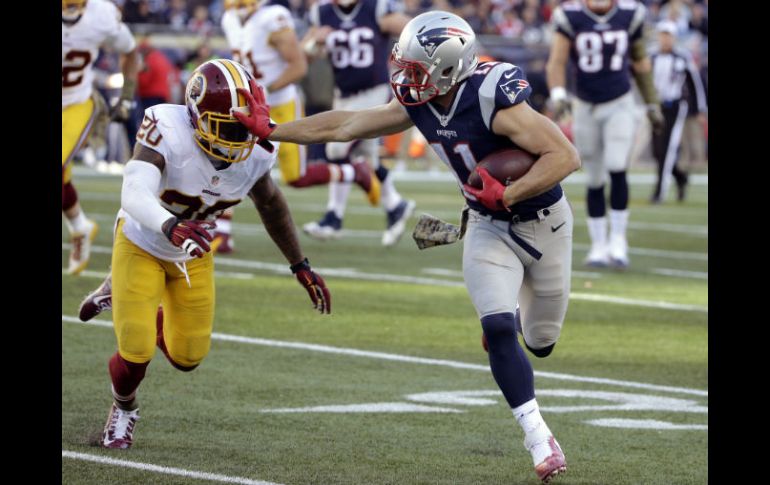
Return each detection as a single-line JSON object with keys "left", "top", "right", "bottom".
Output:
{"left": 211, "top": 175, "right": 220, "bottom": 186}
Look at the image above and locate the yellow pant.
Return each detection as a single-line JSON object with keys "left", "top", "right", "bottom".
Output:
{"left": 62, "top": 96, "right": 97, "bottom": 184}
{"left": 111, "top": 220, "right": 215, "bottom": 367}
{"left": 270, "top": 98, "right": 306, "bottom": 183}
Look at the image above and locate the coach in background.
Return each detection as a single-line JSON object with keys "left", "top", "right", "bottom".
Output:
{"left": 649, "top": 20, "right": 707, "bottom": 204}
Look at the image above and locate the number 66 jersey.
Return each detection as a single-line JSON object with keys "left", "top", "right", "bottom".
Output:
{"left": 117, "top": 104, "right": 278, "bottom": 263}
{"left": 551, "top": 0, "right": 647, "bottom": 104}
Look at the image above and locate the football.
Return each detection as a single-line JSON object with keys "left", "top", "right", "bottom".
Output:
{"left": 467, "top": 149, "right": 537, "bottom": 189}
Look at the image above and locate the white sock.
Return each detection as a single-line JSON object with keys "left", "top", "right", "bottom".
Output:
{"left": 340, "top": 164, "right": 355, "bottom": 183}
{"left": 66, "top": 210, "right": 90, "bottom": 235}
{"left": 586, "top": 217, "right": 607, "bottom": 248}
{"left": 327, "top": 181, "right": 352, "bottom": 219}
{"left": 609, "top": 209, "right": 629, "bottom": 240}
{"left": 513, "top": 399, "right": 553, "bottom": 462}
{"left": 380, "top": 171, "right": 402, "bottom": 212}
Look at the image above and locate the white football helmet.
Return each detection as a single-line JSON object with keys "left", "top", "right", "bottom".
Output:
{"left": 390, "top": 11, "right": 478, "bottom": 106}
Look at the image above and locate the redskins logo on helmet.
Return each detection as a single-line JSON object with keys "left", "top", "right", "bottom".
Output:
{"left": 62, "top": 0, "right": 88, "bottom": 22}
{"left": 185, "top": 59, "right": 257, "bottom": 164}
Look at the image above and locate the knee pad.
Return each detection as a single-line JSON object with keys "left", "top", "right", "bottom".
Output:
{"left": 586, "top": 186, "right": 606, "bottom": 218}
{"left": 480, "top": 312, "right": 518, "bottom": 346}
{"left": 609, "top": 171, "right": 629, "bottom": 210}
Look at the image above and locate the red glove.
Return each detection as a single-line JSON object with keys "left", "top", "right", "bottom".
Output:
{"left": 233, "top": 79, "right": 276, "bottom": 141}
{"left": 290, "top": 258, "right": 331, "bottom": 314}
{"left": 162, "top": 218, "right": 217, "bottom": 258}
{"left": 462, "top": 167, "right": 510, "bottom": 212}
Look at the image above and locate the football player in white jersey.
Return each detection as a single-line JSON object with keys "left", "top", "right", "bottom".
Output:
{"left": 82, "top": 59, "right": 331, "bottom": 450}
{"left": 62, "top": 0, "right": 138, "bottom": 274}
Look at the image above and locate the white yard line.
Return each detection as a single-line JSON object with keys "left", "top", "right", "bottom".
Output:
{"left": 61, "top": 315, "right": 707, "bottom": 397}
{"left": 651, "top": 268, "right": 708, "bottom": 279}
{"left": 61, "top": 451, "right": 282, "bottom": 485}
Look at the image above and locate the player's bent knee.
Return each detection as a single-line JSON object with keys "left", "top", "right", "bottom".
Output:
{"left": 480, "top": 312, "right": 518, "bottom": 343}
{"left": 525, "top": 342, "right": 556, "bottom": 358}
{"left": 167, "top": 352, "right": 204, "bottom": 372}
{"left": 118, "top": 348, "right": 154, "bottom": 365}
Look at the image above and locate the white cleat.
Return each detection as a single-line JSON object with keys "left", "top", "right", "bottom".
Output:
{"left": 608, "top": 234, "right": 630, "bottom": 269}
{"left": 302, "top": 211, "right": 343, "bottom": 241}
{"left": 583, "top": 243, "right": 609, "bottom": 268}
{"left": 526, "top": 435, "right": 567, "bottom": 484}
{"left": 68, "top": 219, "right": 98, "bottom": 275}
{"left": 101, "top": 403, "right": 140, "bottom": 449}
{"left": 382, "top": 199, "right": 416, "bottom": 247}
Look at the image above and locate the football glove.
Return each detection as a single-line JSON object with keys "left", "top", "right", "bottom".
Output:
{"left": 162, "top": 218, "right": 216, "bottom": 258}
{"left": 462, "top": 168, "right": 510, "bottom": 212}
{"left": 290, "top": 258, "right": 331, "bottom": 314}
{"left": 110, "top": 97, "right": 135, "bottom": 122}
{"left": 233, "top": 79, "right": 276, "bottom": 140}
{"left": 647, "top": 104, "right": 665, "bottom": 133}
{"left": 549, "top": 86, "right": 571, "bottom": 120}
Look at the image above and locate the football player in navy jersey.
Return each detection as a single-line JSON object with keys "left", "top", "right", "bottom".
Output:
{"left": 300, "top": 0, "right": 416, "bottom": 246}
{"left": 235, "top": 11, "right": 580, "bottom": 483}
{"left": 546, "top": 0, "right": 663, "bottom": 268}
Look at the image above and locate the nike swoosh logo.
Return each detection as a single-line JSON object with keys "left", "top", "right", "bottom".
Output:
{"left": 504, "top": 71, "right": 517, "bottom": 79}
{"left": 551, "top": 222, "right": 566, "bottom": 233}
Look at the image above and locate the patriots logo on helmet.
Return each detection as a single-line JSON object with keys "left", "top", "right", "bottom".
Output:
{"left": 499, "top": 76, "right": 529, "bottom": 104}
{"left": 417, "top": 27, "right": 470, "bottom": 58}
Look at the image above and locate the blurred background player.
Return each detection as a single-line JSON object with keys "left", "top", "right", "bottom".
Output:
{"left": 546, "top": 0, "right": 663, "bottom": 269}
{"left": 62, "top": 0, "right": 138, "bottom": 274}
{"left": 301, "top": 0, "right": 416, "bottom": 246}
{"left": 649, "top": 20, "right": 707, "bottom": 204}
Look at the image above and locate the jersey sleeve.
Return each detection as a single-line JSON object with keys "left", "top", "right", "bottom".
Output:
{"left": 135, "top": 107, "right": 174, "bottom": 162}
{"left": 550, "top": 6, "right": 575, "bottom": 39}
{"left": 628, "top": 2, "right": 648, "bottom": 42}
{"left": 478, "top": 63, "right": 532, "bottom": 130}
{"left": 100, "top": 2, "right": 136, "bottom": 53}
{"left": 307, "top": 2, "right": 321, "bottom": 28}
{"left": 265, "top": 6, "right": 295, "bottom": 33}
{"left": 376, "top": 0, "right": 404, "bottom": 21}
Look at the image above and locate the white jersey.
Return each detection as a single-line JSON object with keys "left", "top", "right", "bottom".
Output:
{"left": 221, "top": 9, "right": 244, "bottom": 55}
{"left": 61, "top": 0, "right": 135, "bottom": 108}
{"left": 238, "top": 5, "right": 298, "bottom": 106}
{"left": 118, "top": 104, "right": 278, "bottom": 262}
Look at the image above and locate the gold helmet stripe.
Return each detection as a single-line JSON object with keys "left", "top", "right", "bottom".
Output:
{"left": 218, "top": 59, "right": 248, "bottom": 108}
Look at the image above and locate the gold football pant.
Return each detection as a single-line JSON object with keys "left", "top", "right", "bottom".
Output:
{"left": 62, "top": 95, "right": 98, "bottom": 184}
{"left": 270, "top": 98, "right": 306, "bottom": 183}
{"left": 111, "top": 220, "right": 215, "bottom": 367}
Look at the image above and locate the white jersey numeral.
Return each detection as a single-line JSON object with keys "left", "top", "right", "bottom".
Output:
{"left": 326, "top": 27, "right": 375, "bottom": 69}
{"left": 575, "top": 30, "right": 628, "bottom": 73}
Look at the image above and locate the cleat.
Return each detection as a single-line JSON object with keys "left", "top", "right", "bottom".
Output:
{"left": 352, "top": 160, "right": 381, "bottom": 206}
{"left": 583, "top": 243, "right": 609, "bottom": 268}
{"left": 68, "top": 219, "right": 98, "bottom": 275}
{"left": 607, "top": 234, "right": 629, "bottom": 269}
{"left": 303, "top": 211, "right": 343, "bottom": 241}
{"left": 382, "top": 199, "right": 416, "bottom": 247}
{"left": 527, "top": 435, "right": 567, "bottom": 484}
{"left": 101, "top": 402, "right": 139, "bottom": 449}
{"left": 78, "top": 274, "right": 112, "bottom": 322}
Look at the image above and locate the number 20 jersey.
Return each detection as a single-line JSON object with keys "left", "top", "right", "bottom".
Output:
{"left": 551, "top": 0, "right": 647, "bottom": 104}
{"left": 118, "top": 104, "right": 278, "bottom": 263}
{"left": 309, "top": 0, "right": 402, "bottom": 96}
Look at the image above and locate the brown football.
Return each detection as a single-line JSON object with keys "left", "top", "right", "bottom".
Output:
{"left": 467, "top": 149, "right": 537, "bottom": 189}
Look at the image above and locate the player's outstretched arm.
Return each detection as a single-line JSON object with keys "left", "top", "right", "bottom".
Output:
{"left": 491, "top": 102, "right": 581, "bottom": 207}
{"left": 545, "top": 32, "right": 571, "bottom": 117}
{"left": 249, "top": 173, "right": 331, "bottom": 313}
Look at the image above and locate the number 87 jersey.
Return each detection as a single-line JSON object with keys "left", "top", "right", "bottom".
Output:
{"left": 551, "top": 0, "right": 647, "bottom": 104}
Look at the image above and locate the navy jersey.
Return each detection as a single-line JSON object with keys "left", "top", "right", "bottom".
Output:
{"left": 400, "top": 62, "right": 563, "bottom": 217}
{"left": 552, "top": 0, "right": 647, "bottom": 103}
{"left": 309, "top": 0, "right": 401, "bottom": 96}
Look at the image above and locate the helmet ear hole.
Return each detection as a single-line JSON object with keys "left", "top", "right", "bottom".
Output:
{"left": 442, "top": 67, "right": 454, "bottom": 77}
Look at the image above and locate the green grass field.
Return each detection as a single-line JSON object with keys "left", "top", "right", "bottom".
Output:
{"left": 62, "top": 165, "right": 707, "bottom": 484}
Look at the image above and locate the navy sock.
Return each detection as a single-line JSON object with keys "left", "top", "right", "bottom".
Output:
{"left": 586, "top": 185, "right": 606, "bottom": 218}
{"left": 481, "top": 313, "right": 535, "bottom": 408}
{"left": 609, "top": 171, "right": 629, "bottom": 210}
{"left": 375, "top": 165, "right": 389, "bottom": 182}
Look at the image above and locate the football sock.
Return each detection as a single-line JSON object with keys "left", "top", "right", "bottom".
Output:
{"left": 340, "top": 164, "right": 355, "bottom": 183}
{"left": 62, "top": 181, "right": 78, "bottom": 211}
{"left": 609, "top": 171, "right": 629, "bottom": 210}
{"left": 609, "top": 209, "right": 629, "bottom": 240}
{"left": 327, "top": 181, "right": 352, "bottom": 219}
{"left": 109, "top": 352, "right": 148, "bottom": 409}
{"left": 289, "top": 164, "right": 332, "bottom": 187}
{"left": 379, "top": 168, "right": 402, "bottom": 212}
{"left": 66, "top": 210, "right": 90, "bottom": 235}
{"left": 215, "top": 215, "right": 232, "bottom": 236}
{"left": 586, "top": 217, "right": 608, "bottom": 248}
{"left": 513, "top": 399, "right": 554, "bottom": 463}
{"left": 586, "top": 185, "right": 605, "bottom": 217}
{"left": 480, "top": 312, "right": 535, "bottom": 408}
